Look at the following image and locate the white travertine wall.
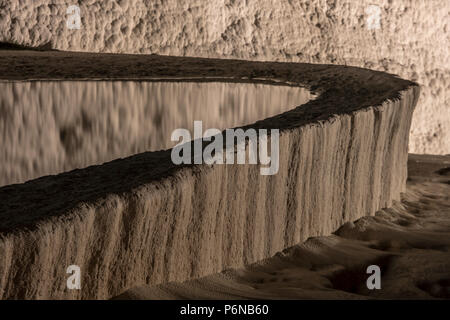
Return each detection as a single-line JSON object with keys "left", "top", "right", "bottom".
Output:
{"left": 0, "top": 0, "right": 448, "bottom": 154}
{"left": 0, "top": 86, "right": 419, "bottom": 299}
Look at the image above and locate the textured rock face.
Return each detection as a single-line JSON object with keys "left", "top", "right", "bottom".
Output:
{"left": 0, "top": 0, "right": 447, "bottom": 154}
{"left": 0, "top": 53, "right": 419, "bottom": 299}
{"left": 0, "top": 81, "right": 313, "bottom": 186}
{"left": 118, "top": 154, "right": 450, "bottom": 300}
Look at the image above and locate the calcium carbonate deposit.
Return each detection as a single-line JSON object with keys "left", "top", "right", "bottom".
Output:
{"left": 0, "top": 0, "right": 448, "bottom": 154}
{"left": 0, "top": 55, "right": 420, "bottom": 299}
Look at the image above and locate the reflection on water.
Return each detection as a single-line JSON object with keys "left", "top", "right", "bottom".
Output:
{"left": 0, "top": 81, "right": 314, "bottom": 186}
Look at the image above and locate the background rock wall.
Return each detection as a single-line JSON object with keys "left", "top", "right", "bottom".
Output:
{"left": 0, "top": 0, "right": 448, "bottom": 154}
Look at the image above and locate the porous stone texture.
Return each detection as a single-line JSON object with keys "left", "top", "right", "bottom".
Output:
{"left": 0, "top": 0, "right": 447, "bottom": 154}
{"left": 0, "top": 81, "right": 313, "bottom": 186}
{"left": 0, "top": 53, "right": 419, "bottom": 299}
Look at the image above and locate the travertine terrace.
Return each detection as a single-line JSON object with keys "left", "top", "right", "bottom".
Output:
{"left": 0, "top": 0, "right": 447, "bottom": 154}
{"left": 0, "top": 51, "right": 419, "bottom": 299}
{"left": 119, "top": 155, "right": 450, "bottom": 300}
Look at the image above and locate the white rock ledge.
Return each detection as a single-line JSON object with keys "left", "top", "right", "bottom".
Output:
{"left": 0, "top": 52, "right": 419, "bottom": 299}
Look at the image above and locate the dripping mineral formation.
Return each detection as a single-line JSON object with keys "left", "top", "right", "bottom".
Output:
{"left": 0, "top": 51, "right": 419, "bottom": 299}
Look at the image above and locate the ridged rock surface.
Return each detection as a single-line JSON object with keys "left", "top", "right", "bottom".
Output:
{"left": 0, "top": 53, "right": 419, "bottom": 299}
{"left": 117, "top": 154, "right": 450, "bottom": 300}
{"left": 0, "top": 0, "right": 447, "bottom": 154}
{"left": 0, "top": 81, "right": 313, "bottom": 186}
